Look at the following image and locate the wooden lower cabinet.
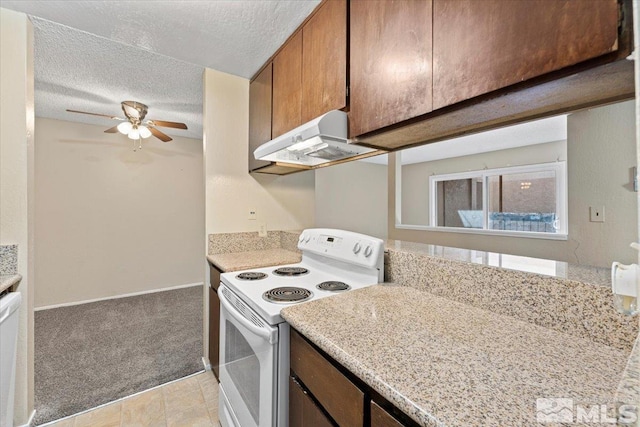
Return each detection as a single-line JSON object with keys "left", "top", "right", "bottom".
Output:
{"left": 289, "top": 376, "right": 334, "bottom": 427}
{"left": 290, "top": 329, "right": 418, "bottom": 427}
{"left": 208, "top": 263, "right": 222, "bottom": 380}
{"left": 291, "top": 329, "right": 363, "bottom": 426}
{"left": 371, "top": 402, "right": 404, "bottom": 427}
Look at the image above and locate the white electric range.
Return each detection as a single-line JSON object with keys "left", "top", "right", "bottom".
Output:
{"left": 217, "top": 228, "right": 384, "bottom": 427}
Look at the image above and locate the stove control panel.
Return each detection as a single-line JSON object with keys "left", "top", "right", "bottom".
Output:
{"left": 319, "top": 235, "right": 343, "bottom": 247}
{"left": 298, "top": 228, "right": 384, "bottom": 270}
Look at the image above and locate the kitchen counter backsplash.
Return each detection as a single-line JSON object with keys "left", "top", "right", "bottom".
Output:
{"left": 385, "top": 240, "right": 638, "bottom": 352}
{"left": 0, "top": 244, "right": 18, "bottom": 275}
{"left": 208, "top": 230, "right": 301, "bottom": 255}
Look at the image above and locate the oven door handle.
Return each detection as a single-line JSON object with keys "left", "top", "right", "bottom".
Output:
{"left": 219, "top": 288, "right": 278, "bottom": 344}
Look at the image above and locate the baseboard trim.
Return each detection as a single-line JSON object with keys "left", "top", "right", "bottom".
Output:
{"left": 35, "top": 282, "right": 204, "bottom": 311}
{"left": 202, "top": 356, "right": 212, "bottom": 371}
{"left": 17, "top": 409, "right": 36, "bottom": 427}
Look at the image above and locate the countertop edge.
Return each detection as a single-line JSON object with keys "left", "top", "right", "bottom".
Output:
{"left": 0, "top": 274, "right": 22, "bottom": 293}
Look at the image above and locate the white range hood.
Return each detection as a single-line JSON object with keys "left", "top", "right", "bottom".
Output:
{"left": 253, "top": 110, "right": 377, "bottom": 167}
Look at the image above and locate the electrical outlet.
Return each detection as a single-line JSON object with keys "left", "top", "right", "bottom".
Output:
{"left": 258, "top": 222, "right": 267, "bottom": 237}
{"left": 590, "top": 206, "right": 605, "bottom": 222}
{"left": 248, "top": 208, "right": 257, "bottom": 221}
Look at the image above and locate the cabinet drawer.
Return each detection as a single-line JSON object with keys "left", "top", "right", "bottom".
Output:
{"left": 371, "top": 402, "right": 404, "bottom": 427}
{"left": 290, "top": 376, "right": 334, "bottom": 427}
{"left": 290, "top": 329, "right": 364, "bottom": 427}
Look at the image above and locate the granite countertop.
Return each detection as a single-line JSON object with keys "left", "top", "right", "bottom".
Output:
{"left": 0, "top": 274, "right": 22, "bottom": 293}
{"left": 207, "top": 248, "right": 301, "bottom": 272}
{"left": 281, "top": 285, "right": 630, "bottom": 427}
{"left": 616, "top": 333, "right": 640, "bottom": 409}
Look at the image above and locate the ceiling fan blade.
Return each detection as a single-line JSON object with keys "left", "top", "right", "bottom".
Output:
{"left": 66, "top": 109, "right": 123, "bottom": 121}
{"left": 104, "top": 125, "right": 119, "bottom": 133}
{"left": 148, "top": 120, "right": 188, "bottom": 130}
{"left": 149, "top": 126, "right": 173, "bottom": 142}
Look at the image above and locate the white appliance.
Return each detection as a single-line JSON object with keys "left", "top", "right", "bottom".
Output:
{"left": 0, "top": 292, "right": 21, "bottom": 427}
{"left": 217, "top": 228, "right": 384, "bottom": 427}
{"left": 253, "top": 110, "right": 377, "bottom": 167}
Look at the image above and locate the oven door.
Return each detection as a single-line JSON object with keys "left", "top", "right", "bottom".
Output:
{"left": 218, "top": 285, "right": 279, "bottom": 427}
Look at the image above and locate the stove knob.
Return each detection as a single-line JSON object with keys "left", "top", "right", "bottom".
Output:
{"left": 299, "top": 233, "right": 306, "bottom": 243}
{"left": 353, "top": 243, "right": 361, "bottom": 254}
{"left": 304, "top": 235, "right": 311, "bottom": 243}
{"left": 364, "top": 245, "right": 373, "bottom": 257}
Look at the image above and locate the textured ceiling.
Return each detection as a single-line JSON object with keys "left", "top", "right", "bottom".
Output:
{"left": 0, "top": 1, "right": 320, "bottom": 140}
{"left": 32, "top": 17, "right": 204, "bottom": 139}
{"left": 1, "top": 1, "right": 321, "bottom": 78}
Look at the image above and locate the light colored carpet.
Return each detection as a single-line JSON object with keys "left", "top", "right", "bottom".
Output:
{"left": 34, "top": 285, "right": 203, "bottom": 426}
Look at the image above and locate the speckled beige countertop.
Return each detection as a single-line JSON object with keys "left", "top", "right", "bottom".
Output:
{"left": 616, "top": 333, "right": 640, "bottom": 408}
{"left": 207, "top": 249, "right": 301, "bottom": 272}
{"left": 0, "top": 274, "right": 21, "bottom": 293}
{"left": 281, "top": 285, "right": 630, "bottom": 427}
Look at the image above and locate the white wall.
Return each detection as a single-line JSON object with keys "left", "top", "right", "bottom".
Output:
{"left": 202, "top": 68, "right": 315, "bottom": 357}
{"left": 567, "top": 101, "right": 638, "bottom": 267}
{"left": 315, "top": 161, "right": 388, "bottom": 239}
{"left": 203, "top": 68, "right": 315, "bottom": 235}
{"left": 34, "top": 118, "right": 205, "bottom": 308}
{"left": 0, "top": 7, "right": 34, "bottom": 425}
{"left": 389, "top": 101, "right": 638, "bottom": 268}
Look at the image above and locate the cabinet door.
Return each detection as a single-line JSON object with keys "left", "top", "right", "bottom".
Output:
{"left": 290, "top": 329, "right": 364, "bottom": 427}
{"left": 433, "top": 0, "right": 620, "bottom": 109}
{"left": 371, "top": 401, "right": 404, "bottom": 427}
{"left": 301, "top": 0, "right": 347, "bottom": 123}
{"left": 249, "top": 63, "right": 273, "bottom": 172}
{"left": 273, "top": 31, "right": 303, "bottom": 138}
{"left": 289, "top": 377, "right": 334, "bottom": 427}
{"left": 349, "top": 0, "right": 433, "bottom": 137}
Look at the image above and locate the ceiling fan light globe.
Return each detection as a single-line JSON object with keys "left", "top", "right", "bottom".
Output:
{"left": 128, "top": 128, "right": 140, "bottom": 140}
{"left": 138, "top": 125, "right": 152, "bottom": 139}
{"left": 117, "top": 121, "right": 133, "bottom": 134}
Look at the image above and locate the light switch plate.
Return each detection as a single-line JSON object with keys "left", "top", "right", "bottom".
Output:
{"left": 590, "top": 206, "right": 605, "bottom": 222}
{"left": 248, "top": 208, "right": 257, "bottom": 221}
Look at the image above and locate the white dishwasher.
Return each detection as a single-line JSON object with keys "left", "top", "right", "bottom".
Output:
{"left": 0, "top": 292, "right": 21, "bottom": 427}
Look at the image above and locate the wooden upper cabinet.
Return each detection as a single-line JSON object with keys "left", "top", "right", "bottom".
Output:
{"left": 349, "top": 0, "right": 433, "bottom": 138}
{"left": 301, "top": 0, "right": 347, "bottom": 123}
{"left": 273, "top": 31, "right": 303, "bottom": 138}
{"left": 433, "top": 0, "right": 621, "bottom": 109}
{"left": 249, "top": 63, "right": 273, "bottom": 172}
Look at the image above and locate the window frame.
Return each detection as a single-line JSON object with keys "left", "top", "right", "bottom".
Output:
{"left": 395, "top": 159, "right": 568, "bottom": 241}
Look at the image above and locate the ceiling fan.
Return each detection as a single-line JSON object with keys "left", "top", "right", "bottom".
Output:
{"left": 66, "top": 101, "right": 188, "bottom": 148}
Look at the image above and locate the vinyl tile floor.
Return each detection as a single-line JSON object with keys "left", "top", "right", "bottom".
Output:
{"left": 43, "top": 371, "right": 219, "bottom": 427}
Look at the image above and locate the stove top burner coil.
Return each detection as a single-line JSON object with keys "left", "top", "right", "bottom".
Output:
{"left": 316, "top": 281, "right": 351, "bottom": 292}
{"left": 273, "top": 267, "right": 309, "bottom": 276}
{"left": 262, "top": 287, "right": 313, "bottom": 304}
{"left": 236, "top": 272, "right": 268, "bottom": 281}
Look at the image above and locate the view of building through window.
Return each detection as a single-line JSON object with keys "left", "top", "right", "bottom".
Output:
{"left": 488, "top": 170, "right": 557, "bottom": 232}
{"left": 431, "top": 163, "right": 564, "bottom": 235}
